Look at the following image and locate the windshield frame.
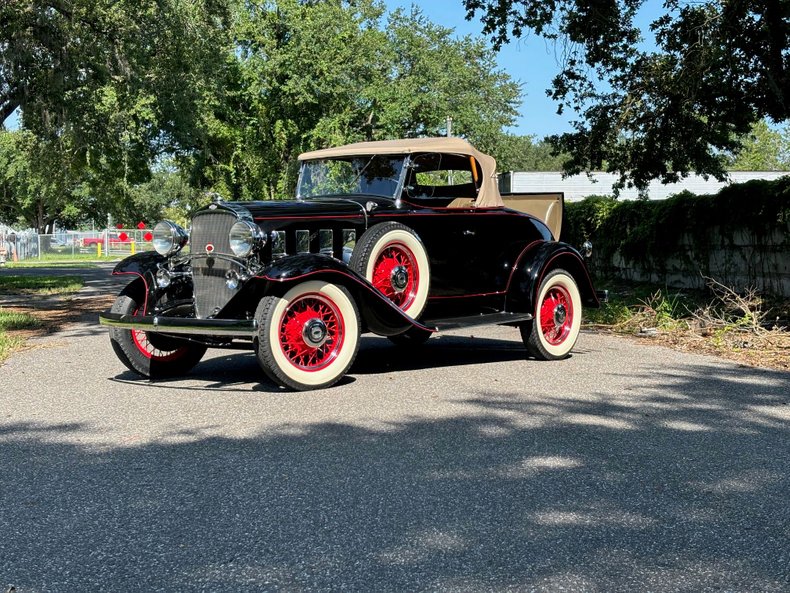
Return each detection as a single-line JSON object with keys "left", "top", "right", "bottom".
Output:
{"left": 296, "top": 155, "right": 410, "bottom": 203}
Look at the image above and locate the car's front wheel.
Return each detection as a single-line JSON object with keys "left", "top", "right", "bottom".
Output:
{"left": 255, "top": 281, "right": 361, "bottom": 391}
{"left": 521, "top": 268, "right": 582, "bottom": 360}
{"left": 109, "top": 282, "right": 207, "bottom": 378}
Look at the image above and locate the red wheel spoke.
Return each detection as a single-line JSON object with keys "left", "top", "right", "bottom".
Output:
{"left": 371, "top": 243, "right": 419, "bottom": 309}
{"left": 130, "top": 307, "right": 187, "bottom": 361}
{"left": 539, "top": 286, "right": 574, "bottom": 346}
{"left": 278, "top": 294, "right": 345, "bottom": 371}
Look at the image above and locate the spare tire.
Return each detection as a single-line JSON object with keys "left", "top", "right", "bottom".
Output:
{"left": 349, "top": 222, "right": 430, "bottom": 319}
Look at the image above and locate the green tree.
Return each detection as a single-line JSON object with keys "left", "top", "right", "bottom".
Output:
{"left": 0, "top": 130, "right": 88, "bottom": 232}
{"left": 493, "top": 134, "right": 568, "bottom": 171}
{"left": 1, "top": 0, "right": 235, "bottom": 210}
{"left": 727, "top": 120, "right": 790, "bottom": 172}
{"left": 195, "top": 1, "right": 521, "bottom": 200}
{"left": 2, "top": 0, "right": 522, "bottom": 223}
{"left": 464, "top": 0, "right": 790, "bottom": 191}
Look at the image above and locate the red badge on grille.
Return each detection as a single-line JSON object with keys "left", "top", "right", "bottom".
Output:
{"left": 206, "top": 243, "right": 215, "bottom": 254}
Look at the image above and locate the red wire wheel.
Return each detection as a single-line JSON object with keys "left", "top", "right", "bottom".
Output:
{"left": 277, "top": 293, "right": 345, "bottom": 371}
{"left": 350, "top": 223, "right": 430, "bottom": 318}
{"left": 256, "top": 281, "right": 361, "bottom": 391}
{"left": 538, "top": 285, "right": 574, "bottom": 345}
{"left": 108, "top": 282, "right": 206, "bottom": 378}
{"left": 370, "top": 243, "right": 419, "bottom": 310}
{"left": 130, "top": 307, "right": 190, "bottom": 362}
{"left": 521, "top": 268, "right": 582, "bottom": 360}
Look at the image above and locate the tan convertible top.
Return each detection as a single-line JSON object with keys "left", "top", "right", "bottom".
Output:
{"left": 298, "top": 137, "right": 503, "bottom": 208}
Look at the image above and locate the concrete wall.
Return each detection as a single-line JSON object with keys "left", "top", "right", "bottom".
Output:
{"left": 594, "top": 223, "right": 790, "bottom": 297}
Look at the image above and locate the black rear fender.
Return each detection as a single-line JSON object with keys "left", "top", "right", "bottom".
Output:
{"left": 505, "top": 242, "right": 599, "bottom": 314}
{"left": 253, "top": 253, "right": 432, "bottom": 336}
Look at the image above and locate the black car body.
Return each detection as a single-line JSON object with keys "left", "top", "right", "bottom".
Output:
{"left": 100, "top": 137, "right": 600, "bottom": 390}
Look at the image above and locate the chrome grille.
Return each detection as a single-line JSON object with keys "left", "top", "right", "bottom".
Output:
{"left": 190, "top": 211, "right": 238, "bottom": 319}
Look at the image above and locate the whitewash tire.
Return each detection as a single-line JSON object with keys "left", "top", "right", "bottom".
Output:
{"left": 255, "top": 281, "right": 360, "bottom": 391}
{"left": 521, "top": 269, "right": 582, "bottom": 360}
{"left": 350, "top": 223, "right": 430, "bottom": 319}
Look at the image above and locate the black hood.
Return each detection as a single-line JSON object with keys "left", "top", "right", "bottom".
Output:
{"left": 224, "top": 198, "right": 367, "bottom": 222}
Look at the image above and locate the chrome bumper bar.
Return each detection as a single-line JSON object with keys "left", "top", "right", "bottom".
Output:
{"left": 99, "top": 312, "right": 257, "bottom": 337}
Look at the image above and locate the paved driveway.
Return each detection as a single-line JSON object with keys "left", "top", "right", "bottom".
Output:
{"left": 1, "top": 269, "right": 788, "bottom": 592}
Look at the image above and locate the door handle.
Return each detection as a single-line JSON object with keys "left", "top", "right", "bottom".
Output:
{"left": 463, "top": 230, "right": 476, "bottom": 236}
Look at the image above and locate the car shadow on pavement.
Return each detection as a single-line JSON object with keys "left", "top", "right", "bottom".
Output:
{"left": 353, "top": 334, "right": 532, "bottom": 374}
{"left": 2, "top": 362, "right": 788, "bottom": 592}
{"left": 107, "top": 334, "right": 534, "bottom": 391}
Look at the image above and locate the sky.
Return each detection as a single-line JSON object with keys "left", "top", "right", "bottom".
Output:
{"left": 384, "top": 0, "right": 664, "bottom": 138}
{"left": 384, "top": 0, "right": 569, "bottom": 137}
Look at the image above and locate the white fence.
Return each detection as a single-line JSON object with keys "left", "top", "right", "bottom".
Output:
{"left": 0, "top": 228, "right": 154, "bottom": 262}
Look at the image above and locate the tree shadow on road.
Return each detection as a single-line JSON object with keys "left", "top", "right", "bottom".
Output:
{"left": 2, "top": 363, "right": 788, "bottom": 591}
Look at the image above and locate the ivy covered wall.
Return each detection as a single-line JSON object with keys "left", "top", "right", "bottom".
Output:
{"left": 563, "top": 177, "right": 790, "bottom": 296}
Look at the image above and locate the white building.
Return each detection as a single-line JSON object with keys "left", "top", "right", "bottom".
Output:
{"left": 498, "top": 171, "right": 788, "bottom": 201}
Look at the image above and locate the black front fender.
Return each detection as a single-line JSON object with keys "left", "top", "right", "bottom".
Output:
{"left": 506, "top": 242, "right": 599, "bottom": 314}
{"left": 111, "top": 252, "right": 195, "bottom": 315}
{"left": 255, "top": 253, "right": 433, "bottom": 336}
{"left": 113, "top": 251, "right": 167, "bottom": 277}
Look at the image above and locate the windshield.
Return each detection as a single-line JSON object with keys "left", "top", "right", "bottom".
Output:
{"left": 297, "top": 156, "right": 406, "bottom": 200}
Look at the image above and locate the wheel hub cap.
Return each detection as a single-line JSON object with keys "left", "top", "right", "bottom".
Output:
{"left": 390, "top": 265, "right": 409, "bottom": 292}
{"left": 303, "top": 318, "right": 328, "bottom": 347}
{"left": 554, "top": 304, "right": 567, "bottom": 325}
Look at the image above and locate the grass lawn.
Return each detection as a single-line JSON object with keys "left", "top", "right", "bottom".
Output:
{"left": 0, "top": 309, "right": 42, "bottom": 363}
{"left": 6, "top": 261, "right": 100, "bottom": 269}
{"left": 0, "top": 274, "right": 86, "bottom": 363}
{"left": 0, "top": 332, "right": 23, "bottom": 363}
{"left": 0, "top": 275, "right": 85, "bottom": 295}
{"left": 4, "top": 251, "right": 124, "bottom": 267}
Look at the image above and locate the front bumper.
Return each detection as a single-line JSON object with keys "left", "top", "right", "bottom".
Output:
{"left": 99, "top": 312, "right": 257, "bottom": 337}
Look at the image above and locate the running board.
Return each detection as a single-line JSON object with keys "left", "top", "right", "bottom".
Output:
{"left": 425, "top": 311, "right": 533, "bottom": 332}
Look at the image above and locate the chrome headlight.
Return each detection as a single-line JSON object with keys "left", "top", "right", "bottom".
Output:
{"left": 229, "top": 220, "right": 265, "bottom": 257}
{"left": 153, "top": 221, "right": 188, "bottom": 256}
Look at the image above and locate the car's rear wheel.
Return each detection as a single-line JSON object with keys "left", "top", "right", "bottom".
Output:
{"left": 350, "top": 222, "right": 430, "bottom": 319}
{"left": 255, "top": 281, "right": 361, "bottom": 391}
{"left": 109, "top": 282, "right": 207, "bottom": 378}
{"left": 521, "top": 268, "right": 582, "bottom": 360}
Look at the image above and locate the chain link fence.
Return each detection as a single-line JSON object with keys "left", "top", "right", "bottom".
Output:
{"left": 0, "top": 227, "right": 154, "bottom": 263}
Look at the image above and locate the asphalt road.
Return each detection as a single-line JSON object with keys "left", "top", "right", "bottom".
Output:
{"left": 1, "top": 267, "right": 789, "bottom": 592}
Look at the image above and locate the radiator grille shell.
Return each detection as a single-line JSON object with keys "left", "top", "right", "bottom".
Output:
{"left": 190, "top": 211, "right": 239, "bottom": 319}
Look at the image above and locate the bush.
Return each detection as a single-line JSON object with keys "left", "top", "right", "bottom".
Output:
{"left": 564, "top": 176, "right": 790, "bottom": 280}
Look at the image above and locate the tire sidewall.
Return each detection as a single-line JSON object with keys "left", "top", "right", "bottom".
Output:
{"left": 262, "top": 281, "right": 360, "bottom": 388}
{"left": 109, "top": 284, "right": 206, "bottom": 378}
{"left": 533, "top": 270, "right": 582, "bottom": 358}
{"left": 360, "top": 226, "right": 430, "bottom": 318}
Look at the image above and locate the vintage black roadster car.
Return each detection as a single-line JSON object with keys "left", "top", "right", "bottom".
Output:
{"left": 99, "top": 137, "right": 600, "bottom": 390}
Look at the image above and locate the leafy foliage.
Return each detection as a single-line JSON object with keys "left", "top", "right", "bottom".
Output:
{"left": 1, "top": 1, "right": 523, "bottom": 228}
{"left": 564, "top": 176, "right": 790, "bottom": 280}
{"left": 199, "top": 1, "right": 521, "bottom": 200}
{"left": 727, "top": 121, "right": 790, "bottom": 172}
{"left": 492, "top": 134, "right": 568, "bottom": 171}
{"left": 464, "top": 0, "right": 790, "bottom": 192}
